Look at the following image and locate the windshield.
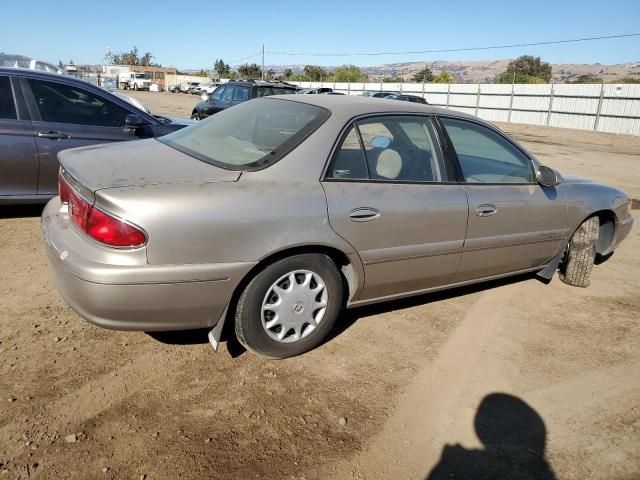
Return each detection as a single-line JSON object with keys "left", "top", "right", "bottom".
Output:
{"left": 134, "top": 73, "right": 147, "bottom": 79}
{"left": 160, "top": 98, "right": 330, "bottom": 170}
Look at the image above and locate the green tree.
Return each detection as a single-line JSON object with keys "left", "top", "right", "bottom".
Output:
{"left": 283, "top": 68, "right": 293, "bottom": 78}
{"left": 611, "top": 77, "right": 640, "bottom": 84}
{"left": 434, "top": 71, "right": 454, "bottom": 83}
{"left": 572, "top": 74, "right": 602, "bottom": 83}
{"left": 111, "top": 47, "right": 159, "bottom": 67}
{"left": 413, "top": 67, "right": 434, "bottom": 83}
{"left": 58, "top": 60, "right": 64, "bottom": 68}
{"left": 303, "top": 65, "right": 328, "bottom": 81}
{"left": 382, "top": 76, "right": 403, "bottom": 83}
{"left": 497, "top": 55, "right": 552, "bottom": 83}
{"left": 214, "top": 59, "right": 231, "bottom": 77}
{"left": 332, "top": 65, "right": 366, "bottom": 82}
{"left": 237, "top": 63, "right": 262, "bottom": 78}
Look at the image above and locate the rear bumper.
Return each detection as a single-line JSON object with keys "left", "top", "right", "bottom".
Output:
{"left": 42, "top": 198, "right": 255, "bottom": 331}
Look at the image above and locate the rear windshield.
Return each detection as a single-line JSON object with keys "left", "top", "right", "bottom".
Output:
{"left": 256, "top": 86, "right": 297, "bottom": 97}
{"left": 160, "top": 98, "right": 330, "bottom": 170}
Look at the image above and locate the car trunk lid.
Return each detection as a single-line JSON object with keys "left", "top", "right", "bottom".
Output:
{"left": 59, "top": 138, "right": 240, "bottom": 195}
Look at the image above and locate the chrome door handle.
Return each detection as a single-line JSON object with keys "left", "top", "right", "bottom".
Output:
{"left": 349, "top": 207, "right": 380, "bottom": 222}
{"left": 475, "top": 204, "right": 497, "bottom": 217}
{"left": 37, "top": 131, "right": 70, "bottom": 140}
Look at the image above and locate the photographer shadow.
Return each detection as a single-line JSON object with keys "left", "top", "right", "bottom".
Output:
{"left": 426, "top": 393, "right": 556, "bottom": 480}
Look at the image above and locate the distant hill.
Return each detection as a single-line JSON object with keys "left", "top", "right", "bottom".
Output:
{"left": 266, "top": 60, "right": 640, "bottom": 83}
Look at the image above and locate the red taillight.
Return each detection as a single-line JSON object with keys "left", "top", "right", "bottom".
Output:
{"left": 86, "top": 208, "right": 146, "bottom": 247}
{"left": 58, "top": 172, "right": 71, "bottom": 204}
{"left": 60, "top": 174, "right": 146, "bottom": 248}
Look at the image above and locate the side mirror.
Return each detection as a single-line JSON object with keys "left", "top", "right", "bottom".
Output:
{"left": 536, "top": 165, "right": 561, "bottom": 187}
{"left": 124, "top": 114, "right": 149, "bottom": 136}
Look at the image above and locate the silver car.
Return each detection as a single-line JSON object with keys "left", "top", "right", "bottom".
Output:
{"left": 42, "top": 96, "right": 634, "bottom": 359}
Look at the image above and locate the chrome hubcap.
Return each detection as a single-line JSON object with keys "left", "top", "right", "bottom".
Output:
{"left": 261, "top": 270, "right": 328, "bottom": 343}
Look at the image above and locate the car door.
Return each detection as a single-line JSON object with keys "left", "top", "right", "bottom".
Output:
{"left": 0, "top": 74, "right": 40, "bottom": 197}
{"left": 322, "top": 115, "right": 469, "bottom": 301}
{"left": 202, "top": 85, "right": 226, "bottom": 117}
{"left": 231, "top": 85, "right": 250, "bottom": 106}
{"left": 22, "top": 77, "right": 144, "bottom": 195}
{"left": 438, "top": 116, "right": 567, "bottom": 282}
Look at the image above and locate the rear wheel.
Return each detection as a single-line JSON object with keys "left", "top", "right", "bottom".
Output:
{"left": 133, "top": 83, "right": 138, "bottom": 91}
{"left": 559, "top": 216, "right": 599, "bottom": 287}
{"left": 235, "top": 254, "right": 343, "bottom": 359}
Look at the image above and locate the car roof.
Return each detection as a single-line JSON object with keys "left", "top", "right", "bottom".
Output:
{"left": 268, "top": 93, "right": 481, "bottom": 122}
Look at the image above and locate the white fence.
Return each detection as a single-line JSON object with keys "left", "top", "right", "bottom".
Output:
{"left": 165, "top": 74, "right": 211, "bottom": 87}
{"left": 293, "top": 81, "right": 640, "bottom": 136}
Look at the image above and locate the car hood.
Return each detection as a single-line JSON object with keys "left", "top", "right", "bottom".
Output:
{"left": 59, "top": 138, "right": 240, "bottom": 194}
{"left": 561, "top": 175, "right": 595, "bottom": 184}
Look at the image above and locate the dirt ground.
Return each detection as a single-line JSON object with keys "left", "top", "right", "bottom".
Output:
{"left": 1, "top": 91, "right": 639, "bottom": 480}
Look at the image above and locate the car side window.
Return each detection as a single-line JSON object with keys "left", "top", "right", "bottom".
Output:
{"left": 234, "top": 86, "right": 250, "bottom": 101}
{"left": 211, "top": 86, "right": 225, "bottom": 101}
{"left": 358, "top": 116, "right": 445, "bottom": 182}
{"left": 0, "top": 76, "right": 17, "bottom": 120}
{"left": 440, "top": 117, "right": 534, "bottom": 183}
{"left": 222, "top": 86, "right": 235, "bottom": 102}
{"left": 327, "top": 116, "right": 445, "bottom": 183}
{"left": 327, "top": 125, "right": 368, "bottom": 180}
{"left": 27, "top": 79, "right": 130, "bottom": 127}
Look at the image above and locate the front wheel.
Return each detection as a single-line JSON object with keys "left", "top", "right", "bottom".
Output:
{"left": 190, "top": 112, "right": 201, "bottom": 120}
{"left": 235, "top": 254, "right": 343, "bottom": 359}
{"left": 559, "top": 216, "right": 599, "bottom": 287}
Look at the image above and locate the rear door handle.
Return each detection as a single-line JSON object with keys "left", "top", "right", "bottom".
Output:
{"left": 37, "top": 131, "right": 70, "bottom": 140}
{"left": 349, "top": 207, "right": 380, "bottom": 222}
{"left": 475, "top": 204, "right": 497, "bottom": 217}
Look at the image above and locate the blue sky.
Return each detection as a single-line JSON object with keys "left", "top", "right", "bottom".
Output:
{"left": 2, "top": 0, "right": 639, "bottom": 68}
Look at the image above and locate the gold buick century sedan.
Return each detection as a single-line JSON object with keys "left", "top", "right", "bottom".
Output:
{"left": 42, "top": 95, "right": 634, "bottom": 358}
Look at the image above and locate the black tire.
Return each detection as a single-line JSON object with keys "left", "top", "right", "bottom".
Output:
{"left": 235, "top": 254, "right": 343, "bottom": 359}
{"left": 133, "top": 83, "right": 138, "bottom": 91}
{"left": 559, "top": 216, "right": 599, "bottom": 287}
{"left": 190, "top": 112, "right": 200, "bottom": 120}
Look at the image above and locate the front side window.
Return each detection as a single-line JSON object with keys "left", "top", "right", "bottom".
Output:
{"left": 211, "top": 86, "right": 225, "bottom": 101}
{"left": 327, "top": 115, "right": 445, "bottom": 182}
{"left": 0, "top": 76, "right": 17, "bottom": 120}
{"left": 440, "top": 117, "right": 534, "bottom": 183}
{"left": 28, "top": 79, "right": 130, "bottom": 127}
{"left": 161, "top": 98, "right": 330, "bottom": 170}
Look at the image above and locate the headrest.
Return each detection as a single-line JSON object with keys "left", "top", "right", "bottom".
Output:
{"left": 375, "top": 149, "right": 402, "bottom": 179}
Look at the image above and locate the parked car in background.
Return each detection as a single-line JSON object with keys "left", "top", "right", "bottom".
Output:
{"left": 362, "top": 91, "right": 397, "bottom": 98}
{"left": 180, "top": 81, "right": 201, "bottom": 93}
{"left": 0, "top": 67, "right": 192, "bottom": 204}
{"left": 191, "top": 80, "right": 298, "bottom": 119}
{"left": 43, "top": 95, "right": 633, "bottom": 360}
{"left": 100, "top": 78, "right": 118, "bottom": 89}
{"left": 322, "top": 91, "right": 345, "bottom": 95}
{"left": 297, "top": 87, "right": 333, "bottom": 94}
{"left": 198, "top": 82, "right": 219, "bottom": 96}
{"left": 386, "top": 94, "right": 428, "bottom": 104}
{"left": 168, "top": 84, "right": 181, "bottom": 93}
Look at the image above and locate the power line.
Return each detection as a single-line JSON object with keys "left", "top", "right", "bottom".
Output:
{"left": 229, "top": 52, "right": 262, "bottom": 65}
{"left": 265, "top": 33, "right": 640, "bottom": 57}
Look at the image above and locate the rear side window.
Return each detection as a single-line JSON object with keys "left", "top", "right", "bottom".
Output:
{"left": 234, "top": 86, "right": 250, "bottom": 101}
{"left": 0, "top": 76, "right": 17, "bottom": 120}
{"left": 28, "top": 79, "right": 131, "bottom": 127}
{"left": 327, "top": 115, "right": 445, "bottom": 182}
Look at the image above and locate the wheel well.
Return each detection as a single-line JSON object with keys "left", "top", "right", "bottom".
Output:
{"left": 593, "top": 210, "right": 616, "bottom": 255}
{"left": 226, "top": 245, "right": 357, "bottom": 325}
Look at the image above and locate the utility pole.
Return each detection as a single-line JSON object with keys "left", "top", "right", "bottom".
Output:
{"left": 261, "top": 44, "right": 265, "bottom": 81}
